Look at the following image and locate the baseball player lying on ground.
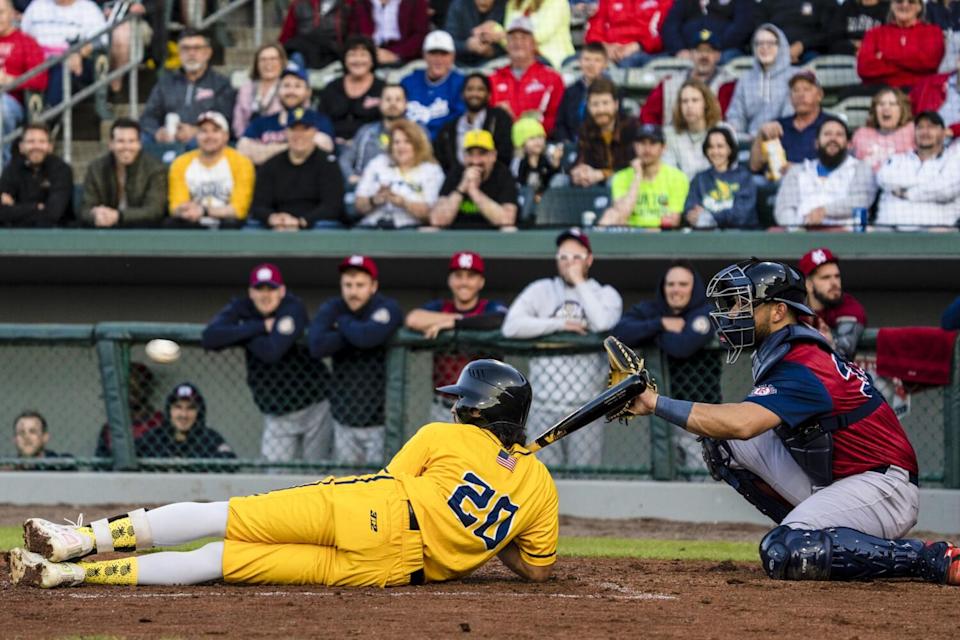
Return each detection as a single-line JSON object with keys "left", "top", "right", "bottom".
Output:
{"left": 9, "top": 361, "right": 559, "bottom": 589}
{"left": 627, "top": 258, "right": 960, "bottom": 585}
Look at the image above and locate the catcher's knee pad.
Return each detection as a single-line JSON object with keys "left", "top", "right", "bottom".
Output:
{"left": 759, "top": 525, "right": 832, "bottom": 581}
{"left": 701, "top": 438, "right": 792, "bottom": 524}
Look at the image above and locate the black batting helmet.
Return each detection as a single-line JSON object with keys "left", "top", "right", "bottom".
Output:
{"left": 706, "top": 259, "right": 813, "bottom": 363}
{"left": 437, "top": 359, "right": 532, "bottom": 434}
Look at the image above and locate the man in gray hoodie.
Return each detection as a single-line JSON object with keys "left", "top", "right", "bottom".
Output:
{"left": 725, "top": 23, "right": 796, "bottom": 139}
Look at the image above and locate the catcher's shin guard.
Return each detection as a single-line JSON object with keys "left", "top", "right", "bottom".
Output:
{"left": 759, "top": 525, "right": 947, "bottom": 582}
{"left": 701, "top": 437, "right": 792, "bottom": 524}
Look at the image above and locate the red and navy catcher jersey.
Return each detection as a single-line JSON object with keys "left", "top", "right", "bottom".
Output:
{"left": 745, "top": 342, "right": 918, "bottom": 480}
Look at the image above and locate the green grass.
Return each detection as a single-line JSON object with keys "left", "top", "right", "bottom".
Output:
{"left": 0, "top": 525, "right": 755, "bottom": 562}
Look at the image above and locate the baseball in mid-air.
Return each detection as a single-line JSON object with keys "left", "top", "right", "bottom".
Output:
{"left": 145, "top": 339, "right": 181, "bottom": 364}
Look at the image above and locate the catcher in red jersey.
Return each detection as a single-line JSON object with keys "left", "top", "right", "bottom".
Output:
{"left": 9, "top": 360, "right": 558, "bottom": 589}
{"left": 627, "top": 258, "right": 960, "bottom": 585}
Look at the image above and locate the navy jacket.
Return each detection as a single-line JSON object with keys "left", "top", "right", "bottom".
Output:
{"left": 684, "top": 164, "right": 758, "bottom": 229}
{"left": 662, "top": 0, "right": 755, "bottom": 54}
{"left": 943, "top": 296, "right": 960, "bottom": 331}
{"left": 202, "top": 294, "right": 330, "bottom": 415}
{"left": 309, "top": 293, "right": 402, "bottom": 426}
{"left": 136, "top": 383, "right": 236, "bottom": 462}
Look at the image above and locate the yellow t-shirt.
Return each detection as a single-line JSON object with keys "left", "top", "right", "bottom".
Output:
{"left": 387, "top": 422, "right": 559, "bottom": 583}
{"left": 610, "top": 163, "right": 690, "bottom": 228}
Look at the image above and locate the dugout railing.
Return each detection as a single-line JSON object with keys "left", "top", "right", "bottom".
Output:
{"left": 0, "top": 323, "right": 957, "bottom": 487}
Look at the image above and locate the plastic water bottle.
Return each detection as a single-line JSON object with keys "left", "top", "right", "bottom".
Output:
{"left": 581, "top": 210, "right": 597, "bottom": 228}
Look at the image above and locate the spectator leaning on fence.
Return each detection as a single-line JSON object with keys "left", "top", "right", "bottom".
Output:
{"left": 502, "top": 228, "right": 622, "bottom": 468}
{"left": 640, "top": 28, "right": 737, "bottom": 128}
{"left": 826, "top": 0, "right": 889, "bottom": 56}
{"left": 309, "top": 256, "right": 402, "bottom": 466}
{"left": 875, "top": 110, "right": 960, "bottom": 230}
{"left": 749, "top": 70, "right": 832, "bottom": 177}
{"left": 319, "top": 35, "right": 384, "bottom": 144}
{"left": 851, "top": 86, "right": 915, "bottom": 172}
{"left": 661, "top": 0, "right": 754, "bottom": 63}
{"left": 141, "top": 29, "right": 236, "bottom": 146}
{"left": 910, "top": 52, "right": 960, "bottom": 138}
{"left": 401, "top": 31, "right": 465, "bottom": 141}
{"left": 238, "top": 62, "right": 336, "bottom": 166}
{"left": 612, "top": 260, "right": 720, "bottom": 474}
{"left": 20, "top": 0, "right": 105, "bottom": 107}
{"left": 340, "top": 84, "right": 411, "bottom": 183}
{"left": 662, "top": 79, "right": 722, "bottom": 180}
{"left": 232, "top": 43, "right": 286, "bottom": 140}
{"left": 80, "top": 118, "right": 168, "bottom": 228}
{"left": 568, "top": 76, "right": 636, "bottom": 188}
{"left": 136, "top": 383, "right": 236, "bottom": 462}
{"left": 797, "top": 247, "right": 869, "bottom": 362}
{"left": 202, "top": 263, "right": 333, "bottom": 464}
{"left": 489, "top": 16, "right": 565, "bottom": 134}
{"left": 430, "top": 129, "right": 519, "bottom": 229}
{"left": 553, "top": 42, "right": 611, "bottom": 144}
{"left": 445, "top": 0, "right": 507, "bottom": 67}
{"left": 354, "top": 118, "right": 445, "bottom": 228}
{"left": 773, "top": 117, "right": 877, "bottom": 230}
{"left": 352, "top": 0, "right": 429, "bottom": 66}
{"left": 684, "top": 124, "right": 758, "bottom": 229}
{"left": 0, "top": 123, "right": 72, "bottom": 228}
{"left": 600, "top": 124, "right": 690, "bottom": 229}
{"left": 434, "top": 72, "right": 513, "bottom": 174}
{"left": 583, "top": 0, "right": 671, "bottom": 68}
{"left": 857, "top": 0, "right": 943, "bottom": 91}
{"left": 250, "top": 108, "right": 346, "bottom": 230}
{"left": 406, "top": 251, "right": 509, "bottom": 423}
{"left": 0, "top": 0, "right": 46, "bottom": 163}
{"left": 167, "top": 111, "right": 254, "bottom": 229}
{"left": 725, "top": 23, "right": 794, "bottom": 139}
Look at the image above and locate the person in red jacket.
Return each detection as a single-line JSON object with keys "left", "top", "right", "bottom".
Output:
{"left": 585, "top": 0, "right": 673, "bottom": 67}
{"left": 351, "top": 0, "right": 429, "bottom": 66}
{"left": 489, "top": 16, "right": 565, "bottom": 134}
{"left": 0, "top": 0, "right": 47, "bottom": 162}
{"left": 910, "top": 58, "right": 960, "bottom": 137}
{"left": 857, "top": 0, "right": 944, "bottom": 90}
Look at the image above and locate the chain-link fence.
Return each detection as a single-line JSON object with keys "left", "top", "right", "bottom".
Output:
{"left": 1, "top": 324, "right": 958, "bottom": 487}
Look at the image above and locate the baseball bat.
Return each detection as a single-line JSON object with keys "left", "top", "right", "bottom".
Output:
{"left": 525, "top": 373, "right": 648, "bottom": 453}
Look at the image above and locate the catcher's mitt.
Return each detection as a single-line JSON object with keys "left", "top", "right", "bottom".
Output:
{"left": 603, "top": 336, "right": 656, "bottom": 422}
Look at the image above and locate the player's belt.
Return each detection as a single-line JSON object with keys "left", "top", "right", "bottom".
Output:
{"left": 871, "top": 464, "right": 920, "bottom": 487}
{"left": 407, "top": 502, "right": 425, "bottom": 585}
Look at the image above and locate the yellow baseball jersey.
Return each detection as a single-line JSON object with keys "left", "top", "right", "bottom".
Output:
{"left": 387, "top": 422, "right": 559, "bottom": 583}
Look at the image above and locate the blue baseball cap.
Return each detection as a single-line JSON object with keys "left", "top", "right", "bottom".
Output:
{"left": 280, "top": 62, "right": 308, "bottom": 82}
{"left": 285, "top": 107, "right": 325, "bottom": 130}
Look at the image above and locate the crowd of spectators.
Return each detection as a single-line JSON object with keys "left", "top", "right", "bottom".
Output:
{"left": 2, "top": 1, "right": 960, "bottom": 230}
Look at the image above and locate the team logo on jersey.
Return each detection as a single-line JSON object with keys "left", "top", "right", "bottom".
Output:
{"left": 691, "top": 316, "right": 711, "bottom": 335}
{"left": 497, "top": 449, "right": 517, "bottom": 472}
{"left": 276, "top": 316, "right": 295, "bottom": 335}
{"left": 749, "top": 384, "right": 777, "bottom": 397}
{"left": 371, "top": 307, "right": 392, "bottom": 324}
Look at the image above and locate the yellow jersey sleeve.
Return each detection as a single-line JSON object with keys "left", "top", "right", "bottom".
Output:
{"left": 513, "top": 468, "right": 559, "bottom": 566}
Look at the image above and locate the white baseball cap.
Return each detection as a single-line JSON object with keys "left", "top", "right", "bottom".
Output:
{"left": 423, "top": 30, "right": 455, "bottom": 53}
{"left": 195, "top": 111, "right": 229, "bottom": 132}
{"left": 506, "top": 16, "right": 534, "bottom": 34}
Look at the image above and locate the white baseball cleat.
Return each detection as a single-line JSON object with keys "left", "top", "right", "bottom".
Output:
{"left": 9, "top": 548, "right": 85, "bottom": 589}
{"left": 23, "top": 517, "right": 95, "bottom": 562}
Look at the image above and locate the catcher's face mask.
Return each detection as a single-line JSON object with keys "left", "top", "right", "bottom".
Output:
{"left": 706, "top": 263, "right": 757, "bottom": 364}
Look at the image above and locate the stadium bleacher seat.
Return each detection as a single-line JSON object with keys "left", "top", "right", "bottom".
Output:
{"left": 385, "top": 59, "right": 427, "bottom": 84}
{"left": 834, "top": 95, "right": 873, "bottom": 130}
{"left": 534, "top": 185, "right": 610, "bottom": 226}
{"left": 805, "top": 55, "right": 859, "bottom": 91}
{"left": 624, "top": 57, "right": 692, "bottom": 92}
{"left": 722, "top": 55, "right": 754, "bottom": 80}
{"left": 310, "top": 62, "right": 344, "bottom": 90}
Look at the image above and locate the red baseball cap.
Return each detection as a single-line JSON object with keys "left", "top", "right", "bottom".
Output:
{"left": 249, "top": 263, "right": 284, "bottom": 288}
{"left": 798, "top": 247, "right": 839, "bottom": 277}
{"left": 339, "top": 255, "right": 379, "bottom": 280}
{"left": 556, "top": 227, "right": 591, "bottom": 253}
{"left": 448, "top": 251, "right": 485, "bottom": 275}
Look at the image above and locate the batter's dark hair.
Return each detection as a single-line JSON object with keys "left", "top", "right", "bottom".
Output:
{"left": 13, "top": 410, "right": 48, "bottom": 434}
{"left": 485, "top": 422, "right": 527, "bottom": 448}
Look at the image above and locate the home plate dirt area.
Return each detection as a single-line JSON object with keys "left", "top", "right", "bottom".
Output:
{"left": 0, "top": 509, "right": 956, "bottom": 639}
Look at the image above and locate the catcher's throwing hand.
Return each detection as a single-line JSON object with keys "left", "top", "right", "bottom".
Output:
{"left": 603, "top": 336, "right": 657, "bottom": 421}
{"left": 626, "top": 388, "right": 658, "bottom": 417}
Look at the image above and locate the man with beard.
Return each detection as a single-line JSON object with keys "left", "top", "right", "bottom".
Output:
{"left": 340, "top": 84, "right": 415, "bottom": 182}
{"left": 0, "top": 123, "right": 72, "bottom": 227}
{"left": 238, "top": 63, "right": 335, "bottom": 165}
{"left": 141, "top": 30, "right": 235, "bottom": 146}
{"left": 430, "top": 130, "right": 518, "bottom": 229}
{"left": 405, "top": 252, "right": 509, "bottom": 423}
{"left": 401, "top": 31, "right": 465, "bottom": 141}
{"left": 797, "top": 247, "right": 867, "bottom": 361}
{"left": 641, "top": 29, "right": 738, "bottom": 127}
{"left": 136, "top": 383, "right": 236, "bottom": 463}
{"left": 569, "top": 77, "right": 636, "bottom": 188}
{"left": 434, "top": 73, "right": 513, "bottom": 173}
{"left": 502, "top": 229, "right": 622, "bottom": 468}
{"left": 309, "top": 256, "right": 402, "bottom": 466}
{"left": 773, "top": 117, "right": 876, "bottom": 229}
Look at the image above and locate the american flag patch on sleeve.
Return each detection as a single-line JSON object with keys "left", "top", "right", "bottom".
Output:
{"left": 497, "top": 449, "right": 517, "bottom": 472}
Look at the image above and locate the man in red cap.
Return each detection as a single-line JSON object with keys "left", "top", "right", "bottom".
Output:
{"left": 798, "top": 247, "right": 867, "bottom": 360}
{"left": 309, "top": 256, "right": 402, "bottom": 465}
{"left": 502, "top": 229, "right": 623, "bottom": 467}
{"left": 405, "top": 252, "right": 510, "bottom": 423}
{"left": 202, "top": 263, "right": 333, "bottom": 463}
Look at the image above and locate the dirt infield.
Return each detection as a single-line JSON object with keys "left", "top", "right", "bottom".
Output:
{"left": 1, "top": 505, "right": 957, "bottom": 639}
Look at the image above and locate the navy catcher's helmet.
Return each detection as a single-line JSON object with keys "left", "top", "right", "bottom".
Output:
{"left": 706, "top": 259, "right": 813, "bottom": 363}
{"left": 437, "top": 359, "right": 532, "bottom": 431}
